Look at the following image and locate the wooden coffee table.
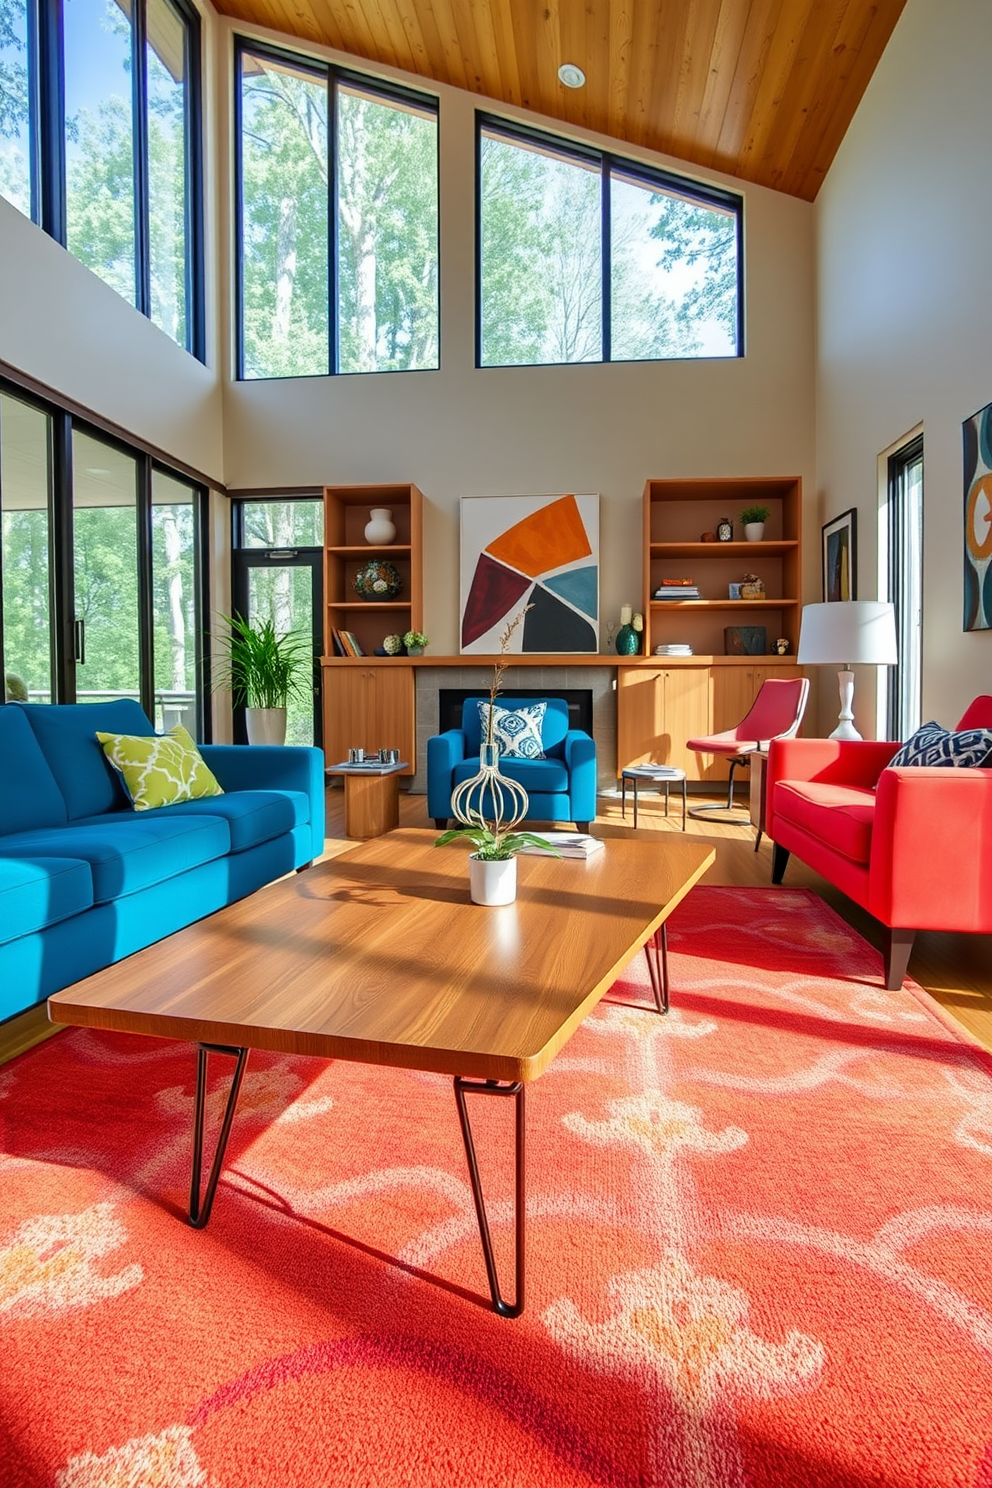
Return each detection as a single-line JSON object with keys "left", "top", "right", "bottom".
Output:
{"left": 49, "top": 828, "right": 713, "bottom": 1316}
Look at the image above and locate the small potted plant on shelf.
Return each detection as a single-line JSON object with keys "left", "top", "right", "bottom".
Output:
{"left": 212, "top": 613, "right": 312, "bottom": 746}
{"left": 402, "top": 630, "right": 429, "bottom": 656}
{"left": 739, "top": 505, "right": 771, "bottom": 541}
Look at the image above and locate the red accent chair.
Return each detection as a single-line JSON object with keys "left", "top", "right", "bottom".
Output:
{"left": 687, "top": 676, "right": 810, "bottom": 821}
{"left": 767, "top": 697, "right": 992, "bottom": 989}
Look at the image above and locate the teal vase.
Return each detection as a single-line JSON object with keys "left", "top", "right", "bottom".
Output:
{"left": 615, "top": 623, "right": 639, "bottom": 656}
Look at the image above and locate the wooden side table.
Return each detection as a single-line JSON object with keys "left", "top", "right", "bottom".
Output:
{"left": 749, "top": 749, "right": 769, "bottom": 850}
{"left": 325, "top": 762, "right": 408, "bottom": 839}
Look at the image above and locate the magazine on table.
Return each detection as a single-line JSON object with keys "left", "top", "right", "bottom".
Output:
{"left": 518, "top": 831, "right": 605, "bottom": 859}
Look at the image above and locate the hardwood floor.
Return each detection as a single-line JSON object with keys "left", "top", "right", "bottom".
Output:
{"left": 3, "top": 782, "right": 990, "bottom": 1066}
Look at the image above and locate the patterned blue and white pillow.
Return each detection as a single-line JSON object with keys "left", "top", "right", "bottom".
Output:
{"left": 889, "top": 721, "right": 992, "bottom": 769}
{"left": 477, "top": 701, "right": 547, "bottom": 760}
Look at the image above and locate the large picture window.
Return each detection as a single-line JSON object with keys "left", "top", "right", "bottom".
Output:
{"left": 0, "top": 378, "right": 209, "bottom": 733}
{"left": 0, "top": 0, "right": 202, "bottom": 357}
{"left": 236, "top": 41, "right": 439, "bottom": 380}
{"left": 478, "top": 117, "right": 743, "bottom": 368}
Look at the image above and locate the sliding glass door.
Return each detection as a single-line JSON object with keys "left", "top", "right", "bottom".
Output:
{"left": 0, "top": 379, "right": 209, "bottom": 734}
{"left": 0, "top": 393, "right": 55, "bottom": 704}
{"left": 71, "top": 430, "right": 142, "bottom": 705}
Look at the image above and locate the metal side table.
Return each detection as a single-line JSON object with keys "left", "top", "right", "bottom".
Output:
{"left": 621, "top": 767, "right": 688, "bottom": 831}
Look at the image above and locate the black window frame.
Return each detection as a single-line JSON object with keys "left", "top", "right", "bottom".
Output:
{"left": 475, "top": 113, "right": 745, "bottom": 370}
{"left": 7, "top": 0, "right": 205, "bottom": 361}
{"left": 0, "top": 374, "right": 211, "bottom": 737}
{"left": 233, "top": 37, "right": 440, "bottom": 382}
{"left": 884, "top": 433, "right": 925, "bottom": 741}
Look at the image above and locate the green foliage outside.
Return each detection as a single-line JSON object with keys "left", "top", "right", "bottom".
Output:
{"left": 239, "top": 60, "right": 439, "bottom": 378}
{"left": 480, "top": 131, "right": 739, "bottom": 365}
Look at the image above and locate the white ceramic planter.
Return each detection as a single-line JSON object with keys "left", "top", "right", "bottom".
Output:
{"left": 469, "top": 854, "right": 517, "bottom": 906}
{"left": 744, "top": 522, "right": 766, "bottom": 542}
{"left": 246, "top": 707, "right": 287, "bottom": 746}
{"left": 364, "top": 507, "right": 396, "bottom": 545}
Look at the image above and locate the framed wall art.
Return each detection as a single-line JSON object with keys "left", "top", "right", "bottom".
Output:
{"left": 459, "top": 494, "right": 600, "bottom": 653}
{"left": 964, "top": 400, "right": 992, "bottom": 631}
{"left": 822, "top": 507, "right": 857, "bottom": 602}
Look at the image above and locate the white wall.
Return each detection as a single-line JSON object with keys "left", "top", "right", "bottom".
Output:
{"left": 816, "top": 0, "right": 992, "bottom": 733}
{"left": 220, "top": 30, "right": 817, "bottom": 655}
{"left": 0, "top": 1, "right": 224, "bottom": 483}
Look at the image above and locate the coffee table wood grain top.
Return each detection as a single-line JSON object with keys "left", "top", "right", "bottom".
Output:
{"left": 49, "top": 829, "right": 714, "bottom": 1084}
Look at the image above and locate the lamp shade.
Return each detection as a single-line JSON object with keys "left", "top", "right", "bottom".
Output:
{"left": 797, "top": 601, "right": 898, "bottom": 666}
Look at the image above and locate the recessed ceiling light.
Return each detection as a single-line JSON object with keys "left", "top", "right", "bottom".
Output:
{"left": 558, "top": 63, "right": 586, "bottom": 89}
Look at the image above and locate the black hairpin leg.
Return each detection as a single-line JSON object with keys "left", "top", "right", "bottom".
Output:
{"left": 188, "top": 1043, "right": 248, "bottom": 1229}
{"left": 454, "top": 1077, "right": 525, "bottom": 1318}
{"left": 643, "top": 922, "right": 670, "bottom": 1013}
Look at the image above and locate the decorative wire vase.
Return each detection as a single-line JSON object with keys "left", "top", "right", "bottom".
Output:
{"left": 451, "top": 742, "right": 529, "bottom": 835}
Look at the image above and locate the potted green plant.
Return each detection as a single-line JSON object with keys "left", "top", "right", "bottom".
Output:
{"left": 212, "top": 613, "right": 312, "bottom": 746}
{"left": 403, "top": 629, "right": 429, "bottom": 656}
{"left": 739, "top": 505, "right": 771, "bottom": 541}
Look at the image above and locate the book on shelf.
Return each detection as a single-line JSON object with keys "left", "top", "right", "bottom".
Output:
{"left": 331, "top": 628, "right": 347, "bottom": 656}
{"left": 517, "top": 831, "right": 605, "bottom": 859}
{"left": 654, "top": 586, "right": 701, "bottom": 599}
{"left": 337, "top": 630, "right": 365, "bottom": 657}
{"left": 658, "top": 577, "right": 696, "bottom": 586}
{"left": 654, "top": 644, "right": 693, "bottom": 655}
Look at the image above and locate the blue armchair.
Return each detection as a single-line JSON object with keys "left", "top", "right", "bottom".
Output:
{"left": 428, "top": 696, "right": 597, "bottom": 832}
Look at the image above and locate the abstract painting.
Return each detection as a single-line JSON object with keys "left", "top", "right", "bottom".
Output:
{"left": 821, "top": 507, "right": 857, "bottom": 602}
{"left": 964, "top": 400, "right": 992, "bottom": 630}
{"left": 460, "top": 494, "right": 599, "bottom": 652}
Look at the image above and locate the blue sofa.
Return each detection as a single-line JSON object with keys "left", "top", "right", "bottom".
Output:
{"left": 0, "top": 700, "right": 325, "bottom": 1023}
{"left": 427, "top": 695, "right": 597, "bottom": 832}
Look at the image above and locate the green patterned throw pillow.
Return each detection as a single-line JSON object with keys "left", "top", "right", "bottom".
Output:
{"left": 96, "top": 724, "right": 224, "bottom": 812}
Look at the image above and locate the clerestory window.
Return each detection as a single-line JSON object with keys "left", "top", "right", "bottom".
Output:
{"left": 235, "top": 41, "right": 439, "bottom": 380}
{"left": 477, "top": 116, "right": 743, "bottom": 369}
{"left": 0, "top": 0, "right": 203, "bottom": 357}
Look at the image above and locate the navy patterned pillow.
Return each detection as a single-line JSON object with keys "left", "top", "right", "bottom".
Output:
{"left": 888, "top": 721, "right": 992, "bottom": 769}
{"left": 477, "top": 701, "right": 547, "bottom": 760}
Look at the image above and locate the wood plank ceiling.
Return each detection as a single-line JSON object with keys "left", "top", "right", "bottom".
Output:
{"left": 212, "top": 0, "right": 908, "bottom": 200}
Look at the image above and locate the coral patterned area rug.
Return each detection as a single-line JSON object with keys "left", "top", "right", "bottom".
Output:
{"left": 3, "top": 886, "right": 992, "bottom": 1488}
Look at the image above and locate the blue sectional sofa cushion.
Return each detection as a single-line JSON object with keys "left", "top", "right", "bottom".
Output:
{"left": 0, "top": 707, "right": 67, "bottom": 833}
{"left": 150, "top": 789, "right": 307, "bottom": 851}
{"left": 0, "top": 813, "right": 231, "bottom": 901}
{"left": 17, "top": 699, "right": 148, "bottom": 818}
{"left": 1, "top": 700, "right": 326, "bottom": 1023}
{"left": 0, "top": 857, "right": 93, "bottom": 944}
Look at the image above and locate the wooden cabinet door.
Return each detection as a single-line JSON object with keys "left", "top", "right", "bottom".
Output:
{"left": 367, "top": 666, "right": 415, "bottom": 773}
{"left": 323, "top": 666, "right": 415, "bottom": 775}
{"left": 617, "top": 668, "right": 665, "bottom": 772}
{"left": 323, "top": 668, "right": 371, "bottom": 767}
{"left": 662, "top": 668, "right": 713, "bottom": 778}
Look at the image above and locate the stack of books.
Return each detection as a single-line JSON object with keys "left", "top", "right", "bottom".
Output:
{"left": 518, "top": 832, "right": 605, "bottom": 859}
{"left": 331, "top": 629, "right": 365, "bottom": 657}
{"left": 654, "top": 643, "right": 693, "bottom": 656}
{"left": 624, "top": 764, "right": 684, "bottom": 777}
{"left": 653, "top": 579, "right": 701, "bottom": 600}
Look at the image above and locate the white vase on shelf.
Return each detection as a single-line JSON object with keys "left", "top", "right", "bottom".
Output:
{"left": 364, "top": 508, "right": 396, "bottom": 545}
{"left": 744, "top": 522, "right": 765, "bottom": 542}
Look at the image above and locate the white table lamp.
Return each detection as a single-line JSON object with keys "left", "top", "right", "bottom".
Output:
{"left": 797, "top": 601, "right": 898, "bottom": 741}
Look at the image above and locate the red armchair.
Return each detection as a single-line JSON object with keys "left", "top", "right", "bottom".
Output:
{"left": 767, "top": 697, "right": 992, "bottom": 988}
